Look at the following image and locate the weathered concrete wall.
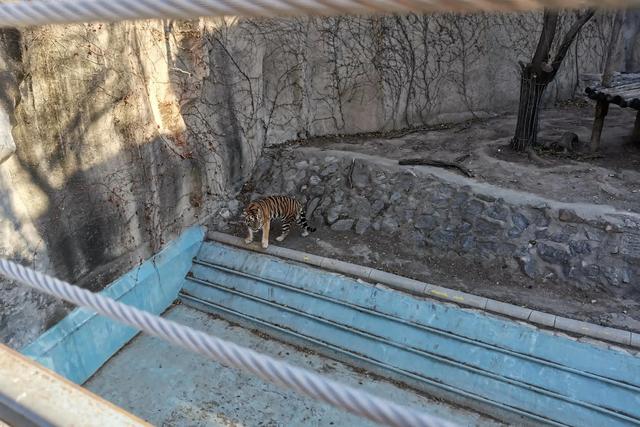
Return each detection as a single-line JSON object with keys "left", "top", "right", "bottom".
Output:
{"left": 0, "top": 11, "right": 620, "bottom": 348}
{"left": 247, "top": 147, "right": 640, "bottom": 295}
{"left": 0, "top": 20, "right": 257, "bottom": 348}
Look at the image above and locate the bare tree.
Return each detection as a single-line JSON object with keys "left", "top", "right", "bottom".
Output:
{"left": 511, "top": 9, "right": 595, "bottom": 152}
{"left": 601, "top": 10, "right": 624, "bottom": 88}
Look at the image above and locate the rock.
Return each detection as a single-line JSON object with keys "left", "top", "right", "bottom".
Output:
{"left": 600, "top": 183, "right": 622, "bottom": 197}
{"left": 394, "top": 174, "right": 413, "bottom": 192}
{"left": 430, "top": 185, "right": 453, "bottom": 207}
{"left": 219, "top": 208, "right": 232, "bottom": 219}
{"left": 476, "top": 218, "right": 504, "bottom": 236}
{"left": 622, "top": 269, "right": 631, "bottom": 284}
{"left": 227, "top": 199, "right": 240, "bottom": 214}
{"left": 531, "top": 209, "right": 551, "bottom": 227}
{"left": 309, "top": 175, "right": 321, "bottom": 186}
{"left": 463, "top": 199, "right": 485, "bottom": 219}
{"left": 452, "top": 191, "right": 469, "bottom": 208}
{"left": 537, "top": 242, "right": 570, "bottom": 265}
{"left": 550, "top": 132, "right": 583, "bottom": 153}
{"left": 355, "top": 218, "right": 371, "bottom": 235}
{"left": 430, "top": 228, "right": 456, "bottom": 246}
{"left": 333, "top": 190, "right": 344, "bottom": 203}
{"left": 351, "top": 196, "right": 373, "bottom": 218}
{"left": 582, "top": 264, "right": 600, "bottom": 281}
{"left": 306, "top": 197, "right": 320, "bottom": 217}
{"left": 516, "top": 253, "right": 537, "bottom": 278}
{"left": 602, "top": 267, "right": 622, "bottom": 287}
{"left": 371, "top": 199, "right": 385, "bottom": 216}
{"left": 390, "top": 191, "right": 402, "bottom": 203}
{"left": 283, "top": 167, "right": 299, "bottom": 181}
{"left": 295, "top": 169, "right": 307, "bottom": 182}
{"left": 406, "top": 195, "right": 420, "bottom": 209}
{"left": 253, "top": 157, "right": 273, "bottom": 181}
{"left": 284, "top": 179, "right": 297, "bottom": 194}
{"left": 295, "top": 160, "right": 309, "bottom": 169}
{"left": 460, "top": 235, "right": 476, "bottom": 252}
{"left": 508, "top": 212, "right": 530, "bottom": 237}
{"left": 381, "top": 216, "right": 399, "bottom": 233}
{"left": 351, "top": 160, "right": 369, "bottom": 188}
{"left": 536, "top": 228, "right": 572, "bottom": 244}
{"left": 414, "top": 215, "right": 438, "bottom": 231}
{"left": 331, "top": 219, "right": 354, "bottom": 231}
{"left": 511, "top": 212, "right": 530, "bottom": 232}
{"left": 403, "top": 210, "right": 415, "bottom": 222}
{"left": 458, "top": 222, "right": 472, "bottom": 233}
{"left": 311, "top": 185, "right": 325, "bottom": 196}
{"left": 569, "top": 240, "right": 592, "bottom": 255}
{"left": 372, "top": 219, "right": 382, "bottom": 231}
{"left": 477, "top": 240, "right": 498, "bottom": 256}
{"left": 326, "top": 205, "right": 343, "bottom": 224}
{"left": 476, "top": 193, "right": 497, "bottom": 203}
{"left": 372, "top": 172, "right": 387, "bottom": 184}
{"left": 320, "top": 163, "right": 339, "bottom": 177}
{"left": 558, "top": 209, "right": 586, "bottom": 223}
{"left": 496, "top": 243, "right": 517, "bottom": 255}
{"left": 486, "top": 202, "right": 509, "bottom": 221}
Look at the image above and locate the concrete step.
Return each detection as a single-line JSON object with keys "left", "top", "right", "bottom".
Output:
{"left": 179, "top": 240, "right": 640, "bottom": 427}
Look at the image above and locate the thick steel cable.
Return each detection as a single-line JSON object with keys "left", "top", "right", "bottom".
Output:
{"left": 0, "top": 258, "right": 457, "bottom": 427}
{"left": 0, "top": 0, "right": 638, "bottom": 28}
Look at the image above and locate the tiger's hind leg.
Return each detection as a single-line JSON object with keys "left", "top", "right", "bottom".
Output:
{"left": 276, "top": 217, "right": 292, "bottom": 242}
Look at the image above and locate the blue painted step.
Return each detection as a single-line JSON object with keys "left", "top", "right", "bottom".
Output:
{"left": 179, "top": 241, "right": 640, "bottom": 427}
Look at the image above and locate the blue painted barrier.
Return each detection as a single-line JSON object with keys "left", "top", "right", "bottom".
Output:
{"left": 21, "top": 226, "right": 205, "bottom": 384}
{"left": 180, "top": 240, "right": 640, "bottom": 427}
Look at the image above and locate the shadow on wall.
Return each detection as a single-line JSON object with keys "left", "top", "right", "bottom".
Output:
{"left": 9, "top": 134, "right": 211, "bottom": 289}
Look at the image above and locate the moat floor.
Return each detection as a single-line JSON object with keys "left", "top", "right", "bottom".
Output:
{"left": 86, "top": 305, "right": 503, "bottom": 427}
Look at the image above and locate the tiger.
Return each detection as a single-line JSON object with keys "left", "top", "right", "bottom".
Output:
{"left": 241, "top": 195, "right": 316, "bottom": 249}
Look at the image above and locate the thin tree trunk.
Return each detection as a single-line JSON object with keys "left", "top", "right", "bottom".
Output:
{"left": 602, "top": 10, "right": 624, "bottom": 88}
{"left": 632, "top": 111, "right": 640, "bottom": 145}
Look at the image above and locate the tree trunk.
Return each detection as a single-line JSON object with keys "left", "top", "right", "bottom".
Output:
{"left": 602, "top": 10, "right": 624, "bottom": 88}
{"left": 510, "top": 9, "right": 595, "bottom": 153}
{"left": 511, "top": 71, "right": 548, "bottom": 151}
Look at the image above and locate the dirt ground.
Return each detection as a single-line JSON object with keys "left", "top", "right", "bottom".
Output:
{"left": 298, "top": 103, "right": 640, "bottom": 212}
{"left": 231, "top": 104, "right": 640, "bottom": 334}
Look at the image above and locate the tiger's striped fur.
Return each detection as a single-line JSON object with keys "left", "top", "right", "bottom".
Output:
{"left": 242, "top": 195, "right": 316, "bottom": 249}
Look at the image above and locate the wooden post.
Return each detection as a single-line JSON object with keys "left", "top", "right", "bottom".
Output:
{"left": 632, "top": 110, "right": 640, "bottom": 145}
{"left": 590, "top": 99, "right": 609, "bottom": 152}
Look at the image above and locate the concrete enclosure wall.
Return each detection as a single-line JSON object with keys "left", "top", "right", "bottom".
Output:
{"left": 0, "top": 12, "right": 627, "bottom": 348}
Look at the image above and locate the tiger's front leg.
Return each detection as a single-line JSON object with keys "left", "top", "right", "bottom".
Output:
{"left": 261, "top": 215, "right": 270, "bottom": 249}
{"left": 244, "top": 227, "right": 254, "bottom": 244}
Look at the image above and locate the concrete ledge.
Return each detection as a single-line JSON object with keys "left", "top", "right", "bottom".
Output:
{"left": 0, "top": 344, "right": 148, "bottom": 426}
{"left": 207, "top": 230, "right": 636, "bottom": 349}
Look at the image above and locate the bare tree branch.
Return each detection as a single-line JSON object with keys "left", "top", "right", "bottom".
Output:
{"left": 551, "top": 9, "right": 596, "bottom": 73}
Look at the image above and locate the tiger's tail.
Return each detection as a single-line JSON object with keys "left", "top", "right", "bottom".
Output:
{"left": 297, "top": 206, "right": 316, "bottom": 233}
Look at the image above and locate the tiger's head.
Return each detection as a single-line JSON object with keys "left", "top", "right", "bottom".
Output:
{"left": 241, "top": 203, "right": 263, "bottom": 231}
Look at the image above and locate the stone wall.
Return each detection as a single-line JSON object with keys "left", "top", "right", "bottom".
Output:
{"left": 247, "top": 147, "right": 640, "bottom": 295}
